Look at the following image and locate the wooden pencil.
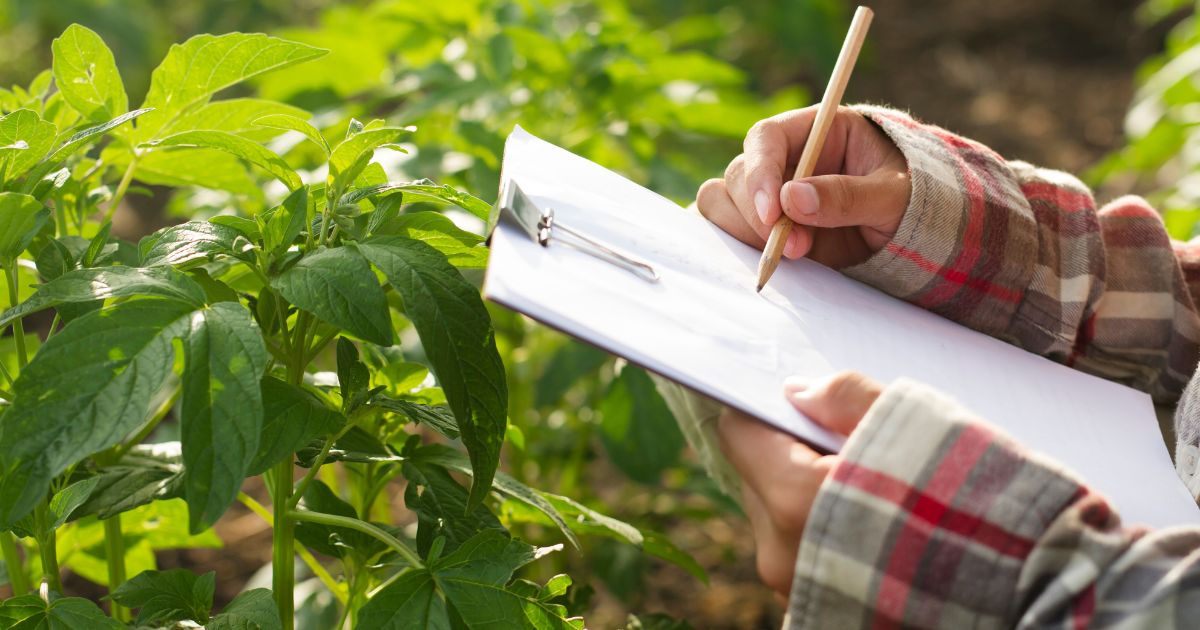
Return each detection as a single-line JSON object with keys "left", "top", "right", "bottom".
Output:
{"left": 756, "top": 6, "right": 874, "bottom": 292}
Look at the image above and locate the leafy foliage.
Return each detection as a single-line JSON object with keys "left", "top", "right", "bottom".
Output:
{"left": 0, "top": 14, "right": 710, "bottom": 629}
{"left": 1091, "top": 3, "right": 1200, "bottom": 237}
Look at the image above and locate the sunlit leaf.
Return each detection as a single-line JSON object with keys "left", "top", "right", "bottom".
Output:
{"left": 136, "top": 33, "right": 327, "bottom": 142}
{"left": 51, "top": 24, "right": 129, "bottom": 123}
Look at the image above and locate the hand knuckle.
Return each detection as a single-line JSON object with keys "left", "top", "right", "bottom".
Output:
{"left": 724, "top": 154, "right": 745, "bottom": 181}
{"left": 832, "top": 177, "right": 857, "bottom": 219}
{"left": 696, "top": 179, "right": 724, "bottom": 215}
{"left": 746, "top": 119, "right": 777, "bottom": 146}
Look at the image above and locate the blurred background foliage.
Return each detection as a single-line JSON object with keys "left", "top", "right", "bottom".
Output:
{"left": 1, "top": 0, "right": 1193, "bottom": 627}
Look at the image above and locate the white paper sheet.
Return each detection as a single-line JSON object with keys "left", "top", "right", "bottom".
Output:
{"left": 483, "top": 126, "right": 1200, "bottom": 528}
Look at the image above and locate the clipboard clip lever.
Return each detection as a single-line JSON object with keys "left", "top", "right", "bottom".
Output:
{"left": 496, "top": 179, "right": 660, "bottom": 283}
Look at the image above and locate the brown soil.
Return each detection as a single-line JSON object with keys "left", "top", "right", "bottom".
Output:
{"left": 853, "top": 0, "right": 1168, "bottom": 178}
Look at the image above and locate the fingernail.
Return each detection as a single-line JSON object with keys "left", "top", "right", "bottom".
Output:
{"left": 754, "top": 190, "right": 770, "bottom": 223}
{"left": 787, "top": 182, "right": 819, "bottom": 215}
{"left": 784, "top": 230, "right": 802, "bottom": 259}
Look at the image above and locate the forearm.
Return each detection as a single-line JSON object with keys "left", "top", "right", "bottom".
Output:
{"left": 846, "top": 106, "right": 1200, "bottom": 405}
{"left": 786, "top": 379, "right": 1200, "bottom": 629}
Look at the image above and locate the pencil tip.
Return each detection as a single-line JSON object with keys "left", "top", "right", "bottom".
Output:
{"left": 755, "top": 282, "right": 764, "bottom": 293}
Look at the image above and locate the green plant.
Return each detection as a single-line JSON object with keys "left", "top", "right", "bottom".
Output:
{"left": 1090, "top": 0, "right": 1200, "bottom": 237}
{"left": 0, "top": 23, "right": 699, "bottom": 628}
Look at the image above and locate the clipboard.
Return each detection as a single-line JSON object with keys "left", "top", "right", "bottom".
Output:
{"left": 482, "top": 125, "right": 1200, "bottom": 529}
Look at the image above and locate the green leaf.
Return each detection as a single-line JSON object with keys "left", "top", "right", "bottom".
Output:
{"left": 254, "top": 113, "right": 330, "bottom": 154}
{"left": 295, "top": 480, "right": 383, "bottom": 559}
{"left": 346, "top": 179, "right": 491, "bottom": 221}
{"left": 140, "top": 221, "right": 251, "bottom": 267}
{"left": 46, "top": 477, "right": 100, "bottom": 529}
{"left": 411, "top": 444, "right": 579, "bottom": 550}
{"left": 434, "top": 529, "right": 537, "bottom": 584}
{"left": 375, "top": 212, "right": 486, "bottom": 268}
{"left": 0, "top": 266, "right": 206, "bottom": 331}
{"left": 180, "top": 301, "right": 268, "bottom": 532}
{"left": 355, "top": 237, "right": 507, "bottom": 509}
{"left": 598, "top": 366, "right": 684, "bottom": 484}
{"left": 120, "top": 147, "right": 258, "bottom": 195}
{"left": 136, "top": 33, "right": 327, "bottom": 142}
{"left": 642, "top": 531, "right": 707, "bottom": 585}
{"left": 336, "top": 337, "right": 370, "bottom": 411}
{"left": 435, "top": 531, "right": 582, "bottom": 630}
{"left": 0, "top": 192, "right": 49, "bottom": 262}
{"left": 208, "top": 216, "right": 260, "bottom": 241}
{"left": 249, "top": 377, "right": 344, "bottom": 475}
{"left": 356, "top": 570, "right": 449, "bottom": 630}
{"left": 32, "top": 109, "right": 152, "bottom": 180}
{"left": 262, "top": 186, "right": 309, "bottom": 255}
{"left": 535, "top": 341, "right": 609, "bottom": 408}
{"left": 403, "top": 459, "right": 506, "bottom": 557}
{"left": 373, "top": 397, "right": 459, "bottom": 439}
{"left": 328, "top": 126, "right": 414, "bottom": 190}
{"left": 0, "top": 299, "right": 194, "bottom": 529}
{"left": 0, "top": 594, "right": 122, "bottom": 629}
{"left": 208, "top": 589, "right": 281, "bottom": 630}
{"left": 0, "top": 110, "right": 56, "bottom": 183}
{"left": 530, "top": 493, "right": 707, "bottom": 583}
{"left": 81, "top": 221, "right": 111, "bottom": 267}
{"left": 73, "top": 443, "right": 184, "bottom": 520}
{"left": 109, "top": 569, "right": 214, "bottom": 626}
{"left": 148, "top": 130, "right": 301, "bottom": 190}
{"left": 51, "top": 24, "right": 128, "bottom": 122}
{"left": 166, "top": 98, "right": 308, "bottom": 140}
{"left": 271, "top": 246, "right": 392, "bottom": 346}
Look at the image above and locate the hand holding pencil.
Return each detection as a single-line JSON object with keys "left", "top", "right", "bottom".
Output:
{"left": 695, "top": 6, "right": 910, "bottom": 287}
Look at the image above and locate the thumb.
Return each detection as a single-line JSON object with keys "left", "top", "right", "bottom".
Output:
{"left": 781, "top": 171, "right": 905, "bottom": 230}
{"left": 784, "top": 371, "right": 883, "bottom": 436}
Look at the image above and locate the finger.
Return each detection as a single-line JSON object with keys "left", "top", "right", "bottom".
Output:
{"left": 784, "top": 371, "right": 884, "bottom": 435}
{"left": 742, "top": 487, "right": 798, "bottom": 596}
{"left": 743, "top": 108, "right": 862, "bottom": 226}
{"left": 724, "top": 155, "right": 773, "bottom": 242}
{"left": 742, "top": 113, "right": 799, "bottom": 227}
{"left": 697, "top": 179, "right": 769, "bottom": 249}
{"left": 780, "top": 169, "right": 908, "bottom": 231}
{"left": 783, "top": 224, "right": 815, "bottom": 260}
{"left": 717, "top": 408, "right": 819, "bottom": 500}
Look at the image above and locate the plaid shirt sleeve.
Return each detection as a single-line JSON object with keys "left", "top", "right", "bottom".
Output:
{"left": 845, "top": 106, "right": 1200, "bottom": 406}
{"left": 785, "top": 379, "right": 1200, "bottom": 629}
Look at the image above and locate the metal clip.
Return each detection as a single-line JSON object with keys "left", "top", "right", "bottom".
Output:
{"left": 497, "top": 179, "right": 660, "bottom": 283}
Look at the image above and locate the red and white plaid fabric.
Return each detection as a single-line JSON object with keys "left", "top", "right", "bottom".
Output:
{"left": 784, "top": 107, "right": 1200, "bottom": 629}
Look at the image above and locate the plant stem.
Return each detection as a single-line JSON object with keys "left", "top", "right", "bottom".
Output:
{"left": 271, "top": 460, "right": 296, "bottom": 630}
{"left": 1, "top": 532, "right": 29, "bottom": 596}
{"left": 102, "top": 157, "right": 138, "bottom": 225}
{"left": 33, "top": 505, "right": 61, "bottom": 594}
{"left": 288, "top": 509, "right": 423, "bottom": 569}
{"left": 237, "top": 492, "right": 347, "bottom": 604}
{"left": 0, "top": 357, "right": 14, "bottom": 389}
{"left": 6, "top": 265, "right": 28, "bottom": 368}
{"left": 103, "top": 516, "right": 129, "bottom": 622}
